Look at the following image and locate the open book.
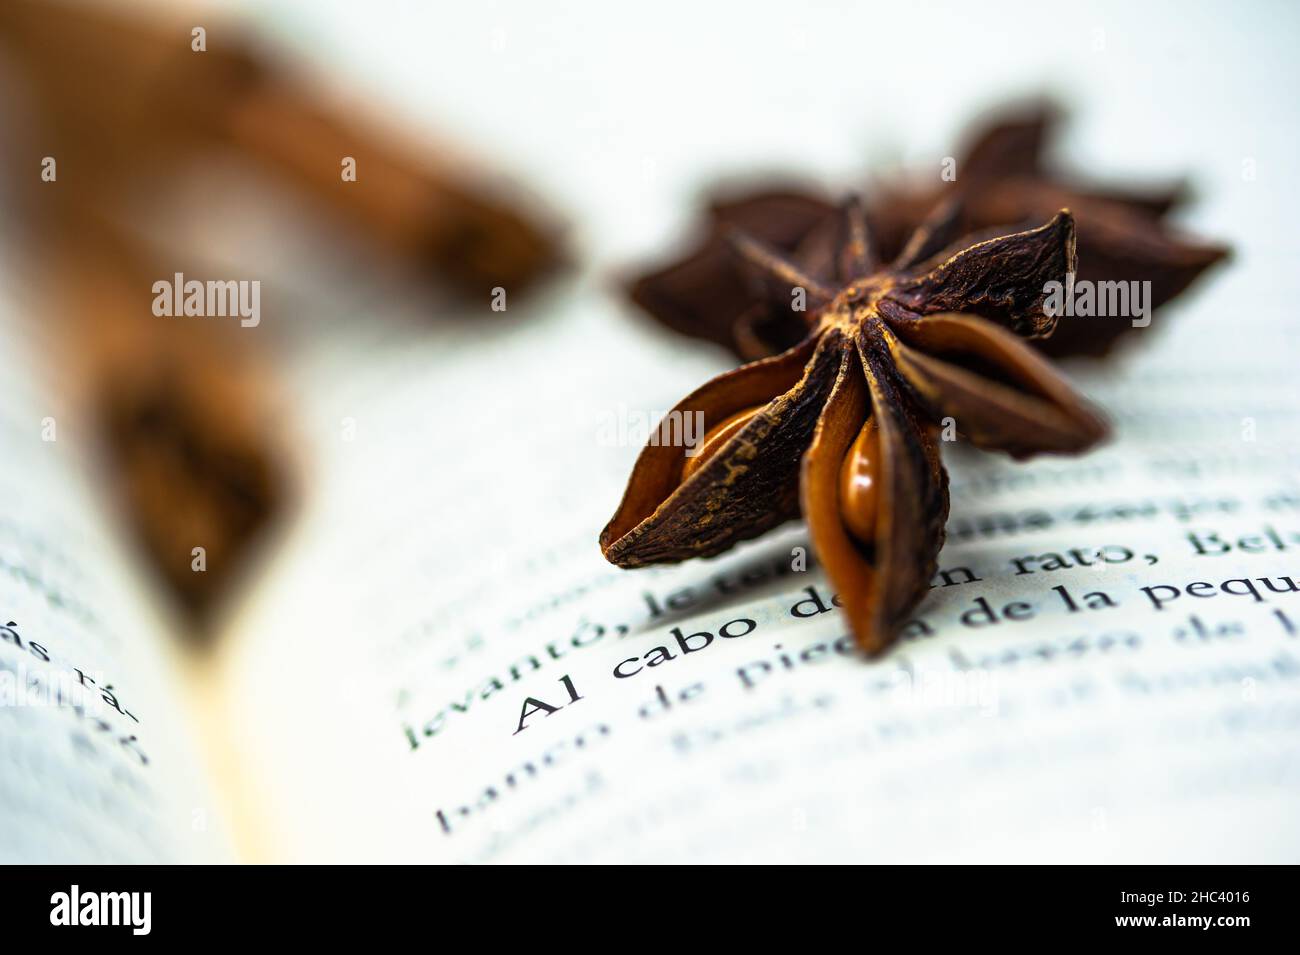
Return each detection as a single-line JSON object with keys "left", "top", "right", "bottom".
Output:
{"left": 3, "top": 227, "right": 1298, "bottom": 862}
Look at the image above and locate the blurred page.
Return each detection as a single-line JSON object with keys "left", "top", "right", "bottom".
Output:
{"left": 0, "top": 281, "right": 232, "bottom": 864}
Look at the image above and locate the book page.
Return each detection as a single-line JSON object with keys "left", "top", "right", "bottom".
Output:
{"left": 0, "top": 280, "right": 232, "bottom": 864}
{"left": 217, "top": 275, "right": 1300, "bottom": 862}
{"left": 211, "top": 0, "right": 1300, "bottom": 865}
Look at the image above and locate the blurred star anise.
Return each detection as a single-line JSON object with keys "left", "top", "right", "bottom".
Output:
{"left": 602, "top": 200, "right": 1107, "bottom": 653}
{"left": 628, "top": 102, "right": 1228, "bottom": 361}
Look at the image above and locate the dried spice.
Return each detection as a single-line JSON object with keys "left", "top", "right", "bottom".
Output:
{"left": 0, "top": 0, "right": 562, "bottom": 295}
{"left": 602, "top": 200, "right": 1107, "bottom": 653}
{"left": 41, "top": 213, "right": 285, "bottom": 624}
{"left": 628, "top": 102, "right": 1227, "bottom": 361}
{"left": 1, "top": 0, "right": 563, "bottom": 625}
{"left": 99, "top": 341, "right": 282, "bottom": 617}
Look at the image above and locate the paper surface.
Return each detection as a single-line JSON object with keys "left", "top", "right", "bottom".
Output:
{"left": 4, "top": 0, "right": 1296, "bottom": 863}
{"left": 0, "top": 282, "right": 231, "bottom": 864}
{"left": 213, "top": 0, "right": 1300, "bottom": 863}
{"left": 215, "top": 291, "right": 1300, "bottom": 862}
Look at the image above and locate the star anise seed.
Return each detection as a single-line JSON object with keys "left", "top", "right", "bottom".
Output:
{"left": 627, "top": 102, "right": 1228, "bottom": 361}
{"left": 603, "top": 200, "right": 1107, "bottom": 654}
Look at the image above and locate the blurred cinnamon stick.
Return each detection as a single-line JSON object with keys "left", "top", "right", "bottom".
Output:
{"left": 0, "top": 0, "right": 562, "bottom": 624}
{"left": 0, "top": 0, "right": 562, "bottom": 293}
{"left": 35, "top": 209, "right": 285, "bottom": 621}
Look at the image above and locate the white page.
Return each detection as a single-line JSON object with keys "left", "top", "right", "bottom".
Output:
{"left": 218, "top": 0, "right": 1300, "bottom": 861}
{"left": 0, "top": 280, "right": 232, "bottom": 864}
{"left": 219, "top": 296, "right": 1300, "bottom": 863}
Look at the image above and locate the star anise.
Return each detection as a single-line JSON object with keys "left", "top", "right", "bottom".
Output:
{"left": 602, "top": 200, "right": 1107, "bottom": 653}
{"left": 628, "top": 102, "right": 1228, "bottom": 361}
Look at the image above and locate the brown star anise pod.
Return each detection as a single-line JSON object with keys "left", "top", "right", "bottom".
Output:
{"left": 602, "top": 200, "right": 1107, "bottom": 653}
{"left": 628, "top": 102, "right": 1228, "bottom": 361}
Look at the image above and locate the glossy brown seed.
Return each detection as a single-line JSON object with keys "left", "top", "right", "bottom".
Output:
{"left": 838, "top": 416, "right": 880, "bottom": 545}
